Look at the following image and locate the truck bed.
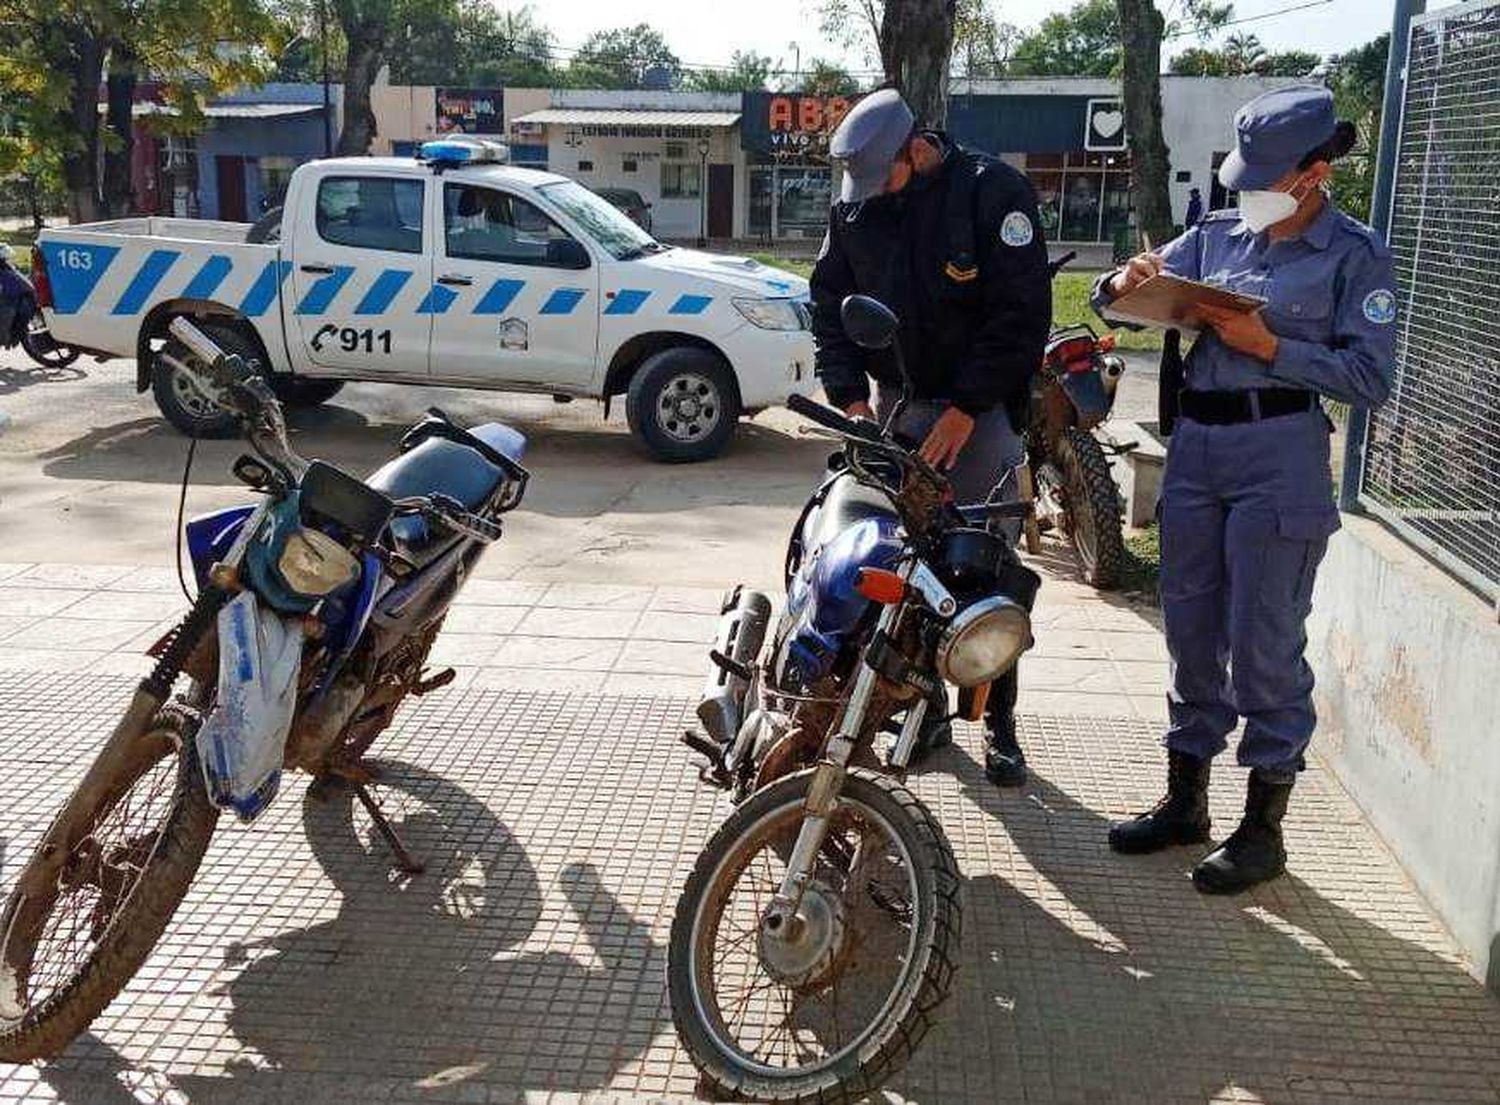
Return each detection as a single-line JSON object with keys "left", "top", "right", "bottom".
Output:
{"left": 58, "top": 217, "right": 260, "bottom": 245}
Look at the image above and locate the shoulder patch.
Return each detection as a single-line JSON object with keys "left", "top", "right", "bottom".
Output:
{"left": 1000, "top": 210, "right": 1035, "bottom": 248}
{"left": 1362, "top": 288, "right": 1398, "bottom": 325}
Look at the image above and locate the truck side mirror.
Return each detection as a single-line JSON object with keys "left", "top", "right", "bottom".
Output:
{"left": 547, "top": 239, "right": 591, "bottom": 270}
{"left": 840, "top": 294, "right": 900, "bottom": 350}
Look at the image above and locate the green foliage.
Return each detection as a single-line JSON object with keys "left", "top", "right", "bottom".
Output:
{"left": 799, "top": 59, "right": 861, "bottom": 96}
{"left": 565, "top": 23, "right": 680, "bottom": 89}
{"left": 1008, "top": 0, "right": 1119, "bottom": 77}
{"left": 683, "top": 51, "right": 776, "bottom": 93}
{"left": 1327, "top": 33, "right": 1389, "bottom": 222}
{"left": 1168, "top": 33, "right": 1320, "bottom": 77}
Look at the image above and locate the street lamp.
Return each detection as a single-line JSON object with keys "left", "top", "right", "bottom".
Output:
{"left": 697, "top": 136, "right": 711, "bottom": 248}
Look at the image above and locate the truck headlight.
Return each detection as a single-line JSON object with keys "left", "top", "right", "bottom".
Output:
{"left": 935, "top": 596, "right": 1033, "bottom": 687}
{"left": 278, "top": 528, "right": 359, "bottom": 596}
{"left": 733, "top": 297, "right": 805, "bottom": 331}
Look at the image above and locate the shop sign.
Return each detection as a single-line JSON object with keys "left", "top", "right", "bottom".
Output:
{"left": 742, "top": 92, "right": 867, "bottom": 159}
{"left": 1084, "top": 98, "right": 1127, "bottom": 152}
{"left": 436, "top": 88, "right": 504, "bottom": 135}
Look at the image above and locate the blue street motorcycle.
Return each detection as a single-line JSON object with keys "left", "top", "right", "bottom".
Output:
{"left": 0, "top": 318, "right": 529, "bottom": 1060}
{"left": 670, "top": 296, "right": 1041, "bottom": 1103}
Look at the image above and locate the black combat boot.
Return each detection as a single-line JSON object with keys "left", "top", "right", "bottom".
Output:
{"left": 1108, "top": 749, "right": 1212, "bottom": 854}
{"left": 984, "top": 666, "right": 1026, "bottom": 787}
{"left": 1191, "top": 771, "right": 1292, "bottom": 894}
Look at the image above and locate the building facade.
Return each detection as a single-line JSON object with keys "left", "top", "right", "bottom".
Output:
{"left": 128, "top": 76, "right": 1295, "bottom": 240}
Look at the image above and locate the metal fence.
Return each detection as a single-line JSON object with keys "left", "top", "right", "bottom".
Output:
{"left": 1357, "top": 0, "right": 1500, "bottom": 605}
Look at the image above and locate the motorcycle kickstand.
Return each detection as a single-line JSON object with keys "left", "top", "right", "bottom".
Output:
{"left": 349, "top": 780, "right": 425, "bottom": 876}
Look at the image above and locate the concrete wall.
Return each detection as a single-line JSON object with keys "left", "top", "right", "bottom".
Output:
{"left": 1160, "top": 76, "right": 1300, "bottom": 224}
{"left": 1308, "top": 514, "right": 1500, "bottom": 987}
{"left": 370, "top": 84, "right": 437, "bottom": 154}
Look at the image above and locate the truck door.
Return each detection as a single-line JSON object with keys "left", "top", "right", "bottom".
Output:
{"left": 285, "top": 172, "right": 433, "bottom": 377}
{"left": 427, "top": 182, "right": 599, "bottom": 388}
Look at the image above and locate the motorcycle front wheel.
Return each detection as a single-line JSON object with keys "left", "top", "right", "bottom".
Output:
{"left": 0, "top": 702, "right": 218, "bottom": 1060}
{"left": 669, "top": 768, "right": 960, "bottom": 1104}
{"left": 1054, "top": 426, "right": 1124, "bottom": 590}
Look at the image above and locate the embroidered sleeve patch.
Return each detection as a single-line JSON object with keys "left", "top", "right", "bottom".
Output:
{"left": 1000, "top": 211, "right": 1035, "bottom": 248}
{"left": 1362, "top": 288, "right": 1397, "bottom": 324}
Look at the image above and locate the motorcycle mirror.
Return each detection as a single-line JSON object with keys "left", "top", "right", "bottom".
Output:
{"left": 840, "top": 294, "right": 900, "bottom": 351}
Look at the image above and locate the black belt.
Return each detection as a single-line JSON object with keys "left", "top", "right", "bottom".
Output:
{"left": 1179, "top": 387, "right": 1318, "bottom": 426}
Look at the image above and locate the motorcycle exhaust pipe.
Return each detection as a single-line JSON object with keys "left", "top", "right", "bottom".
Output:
{"left": 697, "top": 586, "right": 772, "bottom": 745}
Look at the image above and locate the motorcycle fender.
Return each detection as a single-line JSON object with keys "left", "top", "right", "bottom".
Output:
{"left": 1059, "top": 371, "right": 1112, "bottom": 427}
{"left": 196, "top": 590, "right": 303, "bottom": 822}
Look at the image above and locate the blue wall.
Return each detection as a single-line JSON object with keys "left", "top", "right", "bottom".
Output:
{"left": 196, "top": 110, "right": 329, "bottom": 219}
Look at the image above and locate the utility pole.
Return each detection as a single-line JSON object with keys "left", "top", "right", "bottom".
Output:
{"left": 319, "top": 0, "right": 332, "bottom": 157}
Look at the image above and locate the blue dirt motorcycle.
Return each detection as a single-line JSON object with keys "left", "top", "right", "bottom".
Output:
{"left": 671, "top": 295, "right": 1041, "bottom": 1103}
{"left": 0, "top": 318, "right": 529, "bottom": 1060}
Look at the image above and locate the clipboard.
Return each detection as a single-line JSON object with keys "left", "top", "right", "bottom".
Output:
{"left": 1102, "top": 273, "right": 1266, "bottom": 333}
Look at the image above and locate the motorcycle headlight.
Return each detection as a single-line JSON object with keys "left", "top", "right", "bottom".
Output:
{"left": 277, "top": 528, "right": 359, "bottom": 596}
{"left": 935, "top": 596, "right": 1033, "bottom": 688}
{"left": 732, "top": 297, "right": 805, "bottom": 331}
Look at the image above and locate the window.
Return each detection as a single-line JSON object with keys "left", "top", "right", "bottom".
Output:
{"left": 622, "top": 159, "right": 638, "bottom": 173}
{"left": 664, "top": 141, "right": 688, "bottom": 160}
{"left": 316, "top": 176, "right": 424, "bottom": 253}
{"left": 257, "top": 156, "right": 296, "bottom": 209}
{"left": 443, "top": 183, "right": 584, "bottom": 267}
{"left": 537, "top": 180, "right": 656, "bottom": 261}
{"left": 577, "top": 160, "right": 594, "bottom": 172}
{"left": 662, "top": 162, "right": 702, "bottom": 199}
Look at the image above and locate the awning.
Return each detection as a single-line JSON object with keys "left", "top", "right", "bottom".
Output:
{"left": 121, "top": 102, "right": 325, "bottom": 119}
{"left": 512, "top": 108, "right": 741, "bottom": 128}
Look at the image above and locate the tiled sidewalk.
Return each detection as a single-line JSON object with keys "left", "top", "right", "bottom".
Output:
{"left": 0, "top": 561, "right": 1170, "bottom": 723}
{"left": 0, "top": 674, "right": 1497, "bottom": 1104}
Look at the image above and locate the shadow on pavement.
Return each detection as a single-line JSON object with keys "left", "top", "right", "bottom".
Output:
{"left": 0, "top": 363, "right": 87, "bottom": 396}
{"left": 890, "top": 744, "right": 1500, "bottom": 1103}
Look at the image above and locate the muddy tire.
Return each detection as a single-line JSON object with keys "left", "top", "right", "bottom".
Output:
{"left": 151, "top": 321, "right": 256, "bottom": 438}
{"left": 0, "top": 708, "right": 218, "bottom": 1061}
{"left": 669, "top": 768, "right": 960, "bottom": 1103}
{"left": 1055, "top": 426, "right": 1124, "bottom": 590}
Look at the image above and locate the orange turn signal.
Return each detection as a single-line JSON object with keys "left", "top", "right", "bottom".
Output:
{"left": 855, "top": 568, "right": 906, "bottom": 605}
{"left": 1098, "top": 333, "right": 1117, "bottom": 352}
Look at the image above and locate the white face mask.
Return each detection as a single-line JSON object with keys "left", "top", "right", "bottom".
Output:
{"left": 1237, "top": 188, "right": 1300, "bottom": 233}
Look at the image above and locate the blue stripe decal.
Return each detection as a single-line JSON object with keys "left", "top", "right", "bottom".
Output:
{"left": 111, "top": 249, "right": 180, "bottom": 315}
{"left": 473, "top": 278, "right": 524, "bottom": 314}
{"left": 539, "top": 288, "right": 587, "bottom": 315}
{"left": 604, "top": 288, "right": 651, "bottom": 316}
{"left": 181, "top": 255, "right": 233, "bottom": 299}
{"left": 38, "top": 242, "right": 120, "bottom": 314}
{"left": 240, "top": 261, "right": 293, "bottom": 317}
{"left": 416, "top": 284, "right": 458, "bottom": 315}
{"left": 669, "top": 294, "right": 712, "bottom": 315}
{"left": 354, "top": 269, "right": 413, "bottom": 315}
{"left": 295, "top": 265, "right": 354, "bottom": 315}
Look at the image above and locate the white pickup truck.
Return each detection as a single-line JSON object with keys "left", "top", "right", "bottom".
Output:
{"left": 35, "top": 139, "right": 814, "bottom": 461}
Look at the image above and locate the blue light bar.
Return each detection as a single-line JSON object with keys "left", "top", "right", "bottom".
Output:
{"left": 418, "top": 138, "right": 509, "bottom": 166}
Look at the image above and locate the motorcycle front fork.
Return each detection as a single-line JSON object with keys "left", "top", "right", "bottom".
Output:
{"left": 764, "top": 599, "right": 909, "bottom": 934}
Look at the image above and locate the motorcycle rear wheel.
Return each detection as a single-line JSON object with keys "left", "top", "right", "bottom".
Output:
{"left": 669, "top": 768, "right": 960, "bottom": 1104}
{"left": 20, "top": 318, "right": 80, "bottom": 369}
{"left": 1054, "top": 426, "right": 1124, "bottom": 590}
{"left": 0, "top": 704, "right": 218, "bottom": 1061}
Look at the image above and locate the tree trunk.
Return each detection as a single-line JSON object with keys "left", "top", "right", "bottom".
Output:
{"left": 60, "top": 29, "right": 105, "bottom": 225}
{"left": 1116, "top": 0, "right": 1175, "bottom": 248}
{"left": 103, "top": 42, "right": 138, "bottom": 217}
{"left": 336, "top": 20, "right": 387, "bottom": 156}
{"left": 878, "top": 0, "right": 956, "bottom": 127}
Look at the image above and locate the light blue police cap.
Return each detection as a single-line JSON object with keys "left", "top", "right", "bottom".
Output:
{"left": 829, "top": 88, "right": 915, "bottom": 203}
{"left": 1218, "top": 84, "right": 1337, "bottom": 192}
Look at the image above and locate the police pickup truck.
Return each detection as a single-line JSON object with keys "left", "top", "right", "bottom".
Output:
{"left": 34, "top": 138, "right": 813, "bottom": 461}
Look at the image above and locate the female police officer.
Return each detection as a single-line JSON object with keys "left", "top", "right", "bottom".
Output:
{"left": 1092, "top": 85, "right": 1396, "bottom": 893}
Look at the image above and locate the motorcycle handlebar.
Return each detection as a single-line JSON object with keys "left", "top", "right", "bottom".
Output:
{"left": 786, "top": 393, "right": 880, "bottom": 441}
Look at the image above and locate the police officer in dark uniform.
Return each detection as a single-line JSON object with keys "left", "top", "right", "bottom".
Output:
{"left": 1094, "top": 85, "right": 1396, "bottom": 892}
{"left": 811, "top": 88, "right": 1053, "bottom": 787}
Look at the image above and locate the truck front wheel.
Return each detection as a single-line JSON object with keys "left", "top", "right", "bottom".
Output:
{"left": 151, "top": 321, "right": 251, "bottom": 439}
{"left": 625, "top": 348, "right": 740, "bottom": 463}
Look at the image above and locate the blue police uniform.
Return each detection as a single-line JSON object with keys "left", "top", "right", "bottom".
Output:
{"left": 1098, "top": 85, "right": 1398, "bottom": 894}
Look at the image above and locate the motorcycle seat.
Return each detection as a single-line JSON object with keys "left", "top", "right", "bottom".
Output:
{"left": 804, "top": 474, "right": 899, "bottom": 554}
{"left": 366, "top": 422, "right": 527, "bottom": 566}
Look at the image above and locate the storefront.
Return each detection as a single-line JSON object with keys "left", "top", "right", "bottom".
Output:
{"left": 740, "top": 93, "right": 853, "bottom": 240}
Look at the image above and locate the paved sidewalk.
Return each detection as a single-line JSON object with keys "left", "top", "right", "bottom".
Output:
{"left": 1, "top": 563, "right": 1497, "bottom": 1103}
{"left": 0, "top": 561, "right": 1170, "bottom": 724}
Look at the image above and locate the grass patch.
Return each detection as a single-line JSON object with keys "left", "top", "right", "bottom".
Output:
{"left": 1120, "top": 523, "right": 1162, "bottom": 602}
{"left": 749, "top": 253, "right": 1161, "bottom": 353}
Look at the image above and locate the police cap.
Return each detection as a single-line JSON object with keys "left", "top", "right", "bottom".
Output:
{"left": 829, "top": 88, "right": 916, "bottom": 203}
{"left": 1218, "top": 84, "right": 1337, "bottom": 192}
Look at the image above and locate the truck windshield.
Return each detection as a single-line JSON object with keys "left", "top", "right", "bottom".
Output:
{"left": 538, "top": 180, "right": 659, "bottom": 260}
